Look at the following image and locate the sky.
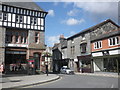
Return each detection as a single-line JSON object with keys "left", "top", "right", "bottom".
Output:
{"left": 35, "top": 1, "right": 119, "bottom": 47}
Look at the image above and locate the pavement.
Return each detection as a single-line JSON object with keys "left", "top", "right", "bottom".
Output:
{"left": 0, "top": 74, "right": 60, "bottom": 89}
{"left": 75, "top": 72, "right": 119, "bottom": 78}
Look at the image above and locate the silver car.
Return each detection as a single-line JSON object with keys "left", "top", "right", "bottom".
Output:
{"left": 60, "top": 66, "right": 74, "bottom": 74}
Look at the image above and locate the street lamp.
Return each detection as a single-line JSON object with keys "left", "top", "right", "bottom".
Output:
{"left": 42, "top": 52, "right": 52, "bottom": 76}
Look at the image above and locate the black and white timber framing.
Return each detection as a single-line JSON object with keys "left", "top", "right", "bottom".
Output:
{"left": 0, "top": 2, "right": 47, "bottom": 31}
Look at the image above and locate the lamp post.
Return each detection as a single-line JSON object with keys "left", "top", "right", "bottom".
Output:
{"left": 42, "top": 52, "right": 51, "bottom": 76}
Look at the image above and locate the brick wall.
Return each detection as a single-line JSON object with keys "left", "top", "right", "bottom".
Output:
{"left": 91, "top": 36, "right": 120, "bottom": 52}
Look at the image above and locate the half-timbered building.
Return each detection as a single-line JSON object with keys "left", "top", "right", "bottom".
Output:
{"left": 0, "top": 2, "right": 47, "bottom": 74}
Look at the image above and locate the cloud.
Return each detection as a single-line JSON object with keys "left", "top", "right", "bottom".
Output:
{"left": 48, "top": 10, "right": 55, "bottom": 17}
{"left": 62, "top": 18, "right": 85, "bottom": 25}
{"left": 46, "top": 35, "right": 60, "bottom": 46}
{"left": 74, "top": 2, "right": 118, "bottom": 22}
{"left": 67, "top": 9, "right": 80, "bottom": 16}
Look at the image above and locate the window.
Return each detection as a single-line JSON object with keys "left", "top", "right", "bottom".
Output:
{"left": 7, "top": 7, "right": 9, "bottom": 12}
{"left": 30, "top": 17, "right": 34, "bottom": 24}
{"left": 31, "top": 17, "right": 37, "bottom": 25}
{"left": 20, "top": 16, "right": 23, "bottom": 23}
{"left": 16, "top": 15, "right": 19, "bottom": 23}
{"left": 0, "top": 12, "right": 2, "bottom": 20}
{"left": 3, "top": 6, "right": 6, "bottom": 11}
{"left": 6, "top": 32, "right": 12, "bottom": 43}
{"left": 24, "top": 37, "right": 27, "bottom": 43}
{"left": 21, "top": 36, "right": 23, "bottom": 43}
{"left": 3, "top": 13, "right": 7, "bottom": 21}
{"left": 14, "top": 8, "right": 17, "bottom": 13}
{"left": 16, "top": 15, "right": 23, "bottom": 23}
{"left": 109, "top": 37, "right": 119, "bottom": 46}
{"left": 11, "top": 7, "right": 13, "bottom": 12}
{"left": 80, "top": 43, "right": 87, "bottom": 53}
{"left": 71, "top": 46, "right": 75, "bottom": 55}
{"left": 94, "top": 41, "right": 102, "bottom": 49}
{"left": 35, "top": 32, "right": 39, "bottom": 43}
{"left": 15, "top": 32, "right": 19, "bottom": 43}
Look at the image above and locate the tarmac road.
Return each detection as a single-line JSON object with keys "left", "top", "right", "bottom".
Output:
{"left": 25, "top": 74, "right": 118, "bottom": 88}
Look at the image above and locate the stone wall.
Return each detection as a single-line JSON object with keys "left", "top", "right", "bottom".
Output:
{"left": 0, "top": 27, "right": 6, "bottom": 64}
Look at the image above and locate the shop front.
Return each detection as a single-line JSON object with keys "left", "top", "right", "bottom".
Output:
{"left": 77, "top": 55, "right": 93, "bottom": 73}
{"left": 92, "top": 49, "right": 120, "bottom": 75}
{"left": 5, "top": 48, "right": 28, "bottom": 74}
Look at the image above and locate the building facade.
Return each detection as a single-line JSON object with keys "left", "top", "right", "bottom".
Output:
{"left": 53, "top": 19, "right": 120, "bottom": 73}
{"left": 0, "top": 2, "right": 47, "bottom": 74}
{"left": 91, "top": 23, "right": 120, "bottom": 73}
{"left": 67, "top": 28, "right": 91, "bottom": 72}
{"left": 52, "top": 35, "right": 69, "bottom": 73}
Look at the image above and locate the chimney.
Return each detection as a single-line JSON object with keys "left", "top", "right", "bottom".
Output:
{"left": 59, "top": 35, "right": 66, "bottom": 43}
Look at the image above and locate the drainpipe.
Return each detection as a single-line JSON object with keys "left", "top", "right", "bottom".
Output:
{"left": 116, "top": 59, "right": 119, "bottom": 75}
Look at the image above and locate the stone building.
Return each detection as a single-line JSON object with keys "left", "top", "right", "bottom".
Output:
{"left": 0, "top": 2, "right": 47, "bottom": 74}
{"left": 52, "top": 35, "right": 69, "bottom": 73}
{"left": 67, "top": 26, "right": 91, "bottom": 72}
{"left": 91, "top": 19, "right": 120, "bottom": 73}
{"left": 67, "top": 19, "right": 120, "bottom": 73}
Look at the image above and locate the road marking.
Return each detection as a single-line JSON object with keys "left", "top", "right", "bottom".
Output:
{"left": 22, "top": 77, "right": 62, "bottom": 88}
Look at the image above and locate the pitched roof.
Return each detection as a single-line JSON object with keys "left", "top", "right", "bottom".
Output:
{"left": 67, "top": 19, "right": 120, "bottom": 40}
{"left": 91, "top": 29, "right": 120, "bottom": 42}
{"left": 2, "top": 2, "right": 45, "bottom": 12}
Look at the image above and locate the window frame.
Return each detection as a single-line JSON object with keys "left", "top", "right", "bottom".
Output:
{"left": 94, "top": 41, "right": 102, "bottom": 49}
{"left": 108, "top": 36, "right": 119, "bottom": 46}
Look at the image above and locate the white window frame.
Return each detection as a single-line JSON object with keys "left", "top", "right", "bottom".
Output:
{"left": 108, "top": 36, "right": 119, "bottom": 46}
{"left": 94, "top": 41, "right": 102, "bottom": 49}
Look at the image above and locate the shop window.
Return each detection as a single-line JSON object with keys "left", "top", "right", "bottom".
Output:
{"left": 80, "top": 43, "right": 87, "bottom": 53}
{"left": 21, "top": 36, "right": 23, "bottom": 43}
{"left": 108, "top": 36, "right": 119, "bottom": 46}
{"left": 15, "top": 32, "right": 19, "bottom": 43}
{"left": 24, "top": 37, "right": 27, "bottom": 43}
{"left": 94, "top": 41, "right": 102, "bottom": 49}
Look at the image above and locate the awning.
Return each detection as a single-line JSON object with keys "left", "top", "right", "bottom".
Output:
{"left": 77, "top": 54, "right": 91, "bottom": 60}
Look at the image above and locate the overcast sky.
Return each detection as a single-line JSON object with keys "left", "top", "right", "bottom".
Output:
{"left": 36, "top": 1, "right": 119, "bottom": 47}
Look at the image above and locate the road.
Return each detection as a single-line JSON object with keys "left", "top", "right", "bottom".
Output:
{"left": 24, "top": 74, "right": 118, "bottom": 88}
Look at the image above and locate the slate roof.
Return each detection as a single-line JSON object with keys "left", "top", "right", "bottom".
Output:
{"left": 67, "top": 19, "right": 120, "bottom": 40}
{"left": 91, "top": 29, "right": 120, "bottom": 42}
{"left": 2, "top": 2, "right": 45, "bottom": 12}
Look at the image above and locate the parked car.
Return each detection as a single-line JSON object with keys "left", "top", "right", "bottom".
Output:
{"left": 60, "top": 66, "right": 74, "bottom": 74}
